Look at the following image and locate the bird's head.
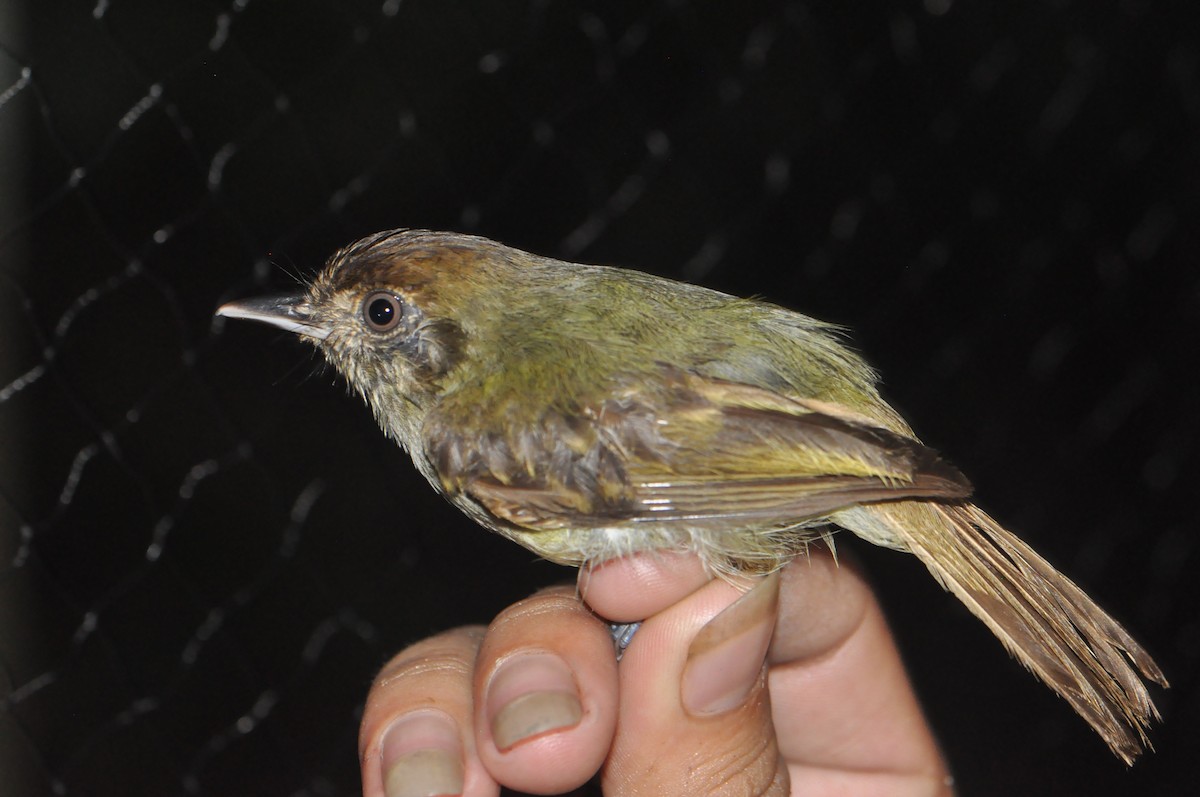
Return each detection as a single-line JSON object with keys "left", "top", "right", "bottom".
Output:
{"left": 216, "top": 229, "right": 516, "bottom": 440}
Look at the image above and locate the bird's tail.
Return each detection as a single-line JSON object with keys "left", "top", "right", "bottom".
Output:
{"left": 841, "top": 500, "right": 1167, "bottom": 763}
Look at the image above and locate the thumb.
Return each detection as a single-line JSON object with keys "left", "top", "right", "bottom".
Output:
{"left": 602, "top": 572, "right": 787, "bottom": 797}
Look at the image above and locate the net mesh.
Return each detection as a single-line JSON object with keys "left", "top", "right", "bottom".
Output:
{"left": 2, "top": 1, "right": 1197, "bottom": 794}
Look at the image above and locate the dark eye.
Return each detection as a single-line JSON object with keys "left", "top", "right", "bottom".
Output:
{"left": 362, "top": 292, "right": 403, "bottom": 332}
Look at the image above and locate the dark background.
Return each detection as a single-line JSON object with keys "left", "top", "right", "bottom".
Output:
{"left": 2, "top": 1, "right": 1197, "bottom": 795}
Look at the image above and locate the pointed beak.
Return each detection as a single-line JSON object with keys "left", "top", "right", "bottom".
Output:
{"left": 215, "top": 293, "right": 331, "bottom": 341}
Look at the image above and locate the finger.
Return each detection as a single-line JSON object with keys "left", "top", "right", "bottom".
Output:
{"left": 473, "top": 585, "right": 619, "bottom": 795}
{"left": 578, "top": 550, "right": 711, "bottom": 622}
{"left": 603, "top": 572, "right": 789, "bottom": 797}
{"left": 768, "top": 545, "right": 875, "bottom": 663}
{"left": 359, "top": 626, "right": 497, "bottom": 797}
{"left": 767, "top": 548, "right": 952, "bottom": 794}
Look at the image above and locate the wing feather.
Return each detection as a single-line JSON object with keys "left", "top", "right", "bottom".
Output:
{"left": 431, "top": 369, "right": 971, "bottom": 532}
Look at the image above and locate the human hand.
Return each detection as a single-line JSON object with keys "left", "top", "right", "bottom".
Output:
{"left": 359, "top": 547, "right": 952, "bottom": 796}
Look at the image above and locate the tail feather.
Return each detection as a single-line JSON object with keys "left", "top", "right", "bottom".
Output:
{"left": 844, "top": 501, "right": 1167, "bottom": 764}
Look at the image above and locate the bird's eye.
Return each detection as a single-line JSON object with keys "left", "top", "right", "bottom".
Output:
{"left": 362, "top": 292, "right": 403, "bottom": 332}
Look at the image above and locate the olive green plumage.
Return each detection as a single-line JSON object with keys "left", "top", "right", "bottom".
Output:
{"left": 218, "top": 228, "right": 1166, "bottom": 763}
{"left": 299, "top": 230, "right": 963, "bottom": 570}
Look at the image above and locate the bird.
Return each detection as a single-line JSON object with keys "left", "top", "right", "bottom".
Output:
{"left": 217, "top": 228, "right": 1166, "bottom": 762}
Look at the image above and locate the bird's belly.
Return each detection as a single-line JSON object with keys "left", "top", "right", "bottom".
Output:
{"left": 501, "top": 518, "right": 834, "bottom": 575}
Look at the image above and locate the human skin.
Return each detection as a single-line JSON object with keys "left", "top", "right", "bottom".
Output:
{"left": 358, "top": 547, "right": 952, "bottom": 797}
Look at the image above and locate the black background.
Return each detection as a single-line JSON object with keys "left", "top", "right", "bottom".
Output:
{"left": 1, "top": 1, "right": 1197, "bottom": 795}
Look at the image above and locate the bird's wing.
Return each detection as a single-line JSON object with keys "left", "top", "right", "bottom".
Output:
{"left": 427, "top": 367, "right": 971, "bottom": 533}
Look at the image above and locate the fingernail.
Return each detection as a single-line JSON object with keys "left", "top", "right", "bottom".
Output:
{"left": 380, "top": 711, "right": 464, "bottom": 797}
{"left": 682, "top": 571, "right": 780, "bottom": 716}
{"left": 487, "top": 652, "right": 583, "bottom": 751}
